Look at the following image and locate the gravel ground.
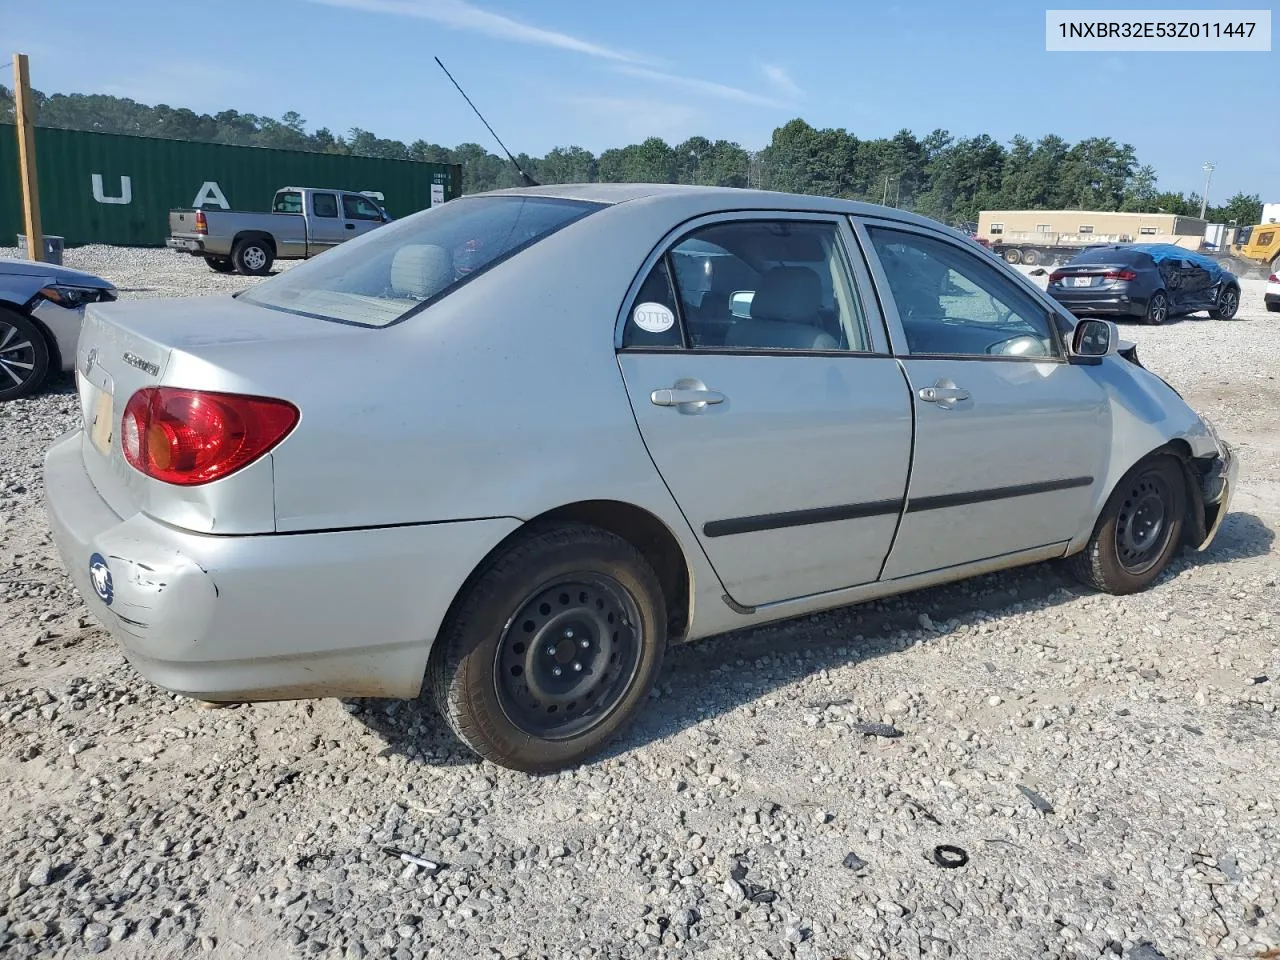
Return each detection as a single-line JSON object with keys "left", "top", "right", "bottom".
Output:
{"left": 1, "top": 246, "right": 1277, "bottom": 960}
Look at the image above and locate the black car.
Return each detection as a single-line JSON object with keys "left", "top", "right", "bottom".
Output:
{"left": 1047, "top": 243, "right": 1241, "bottom": 325}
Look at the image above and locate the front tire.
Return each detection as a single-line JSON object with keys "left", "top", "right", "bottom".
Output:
{"left": 232, "top": 239, "right": 273, "bottom": 276}
{"left": 0, "top": 307, "right": 51, "bottom": 402}
{"left": 1142, "top": 290, "right": 1169, "bottom": 325}
{"left": 1210, "top": 285, "right": 1240, "bottom": 320}
{"left": 1064, "top": 454, "right": 1187, "bottom": 595}
{"left": 429, "top": 524, "right": 667, "bottom": 773}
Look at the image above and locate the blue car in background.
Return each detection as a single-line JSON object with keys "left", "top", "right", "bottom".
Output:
{"left": 1047, "top": 243, "right": 1241, "bottom": 326}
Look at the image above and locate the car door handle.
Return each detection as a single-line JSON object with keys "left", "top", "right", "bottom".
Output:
{"left": 650, "top": 387, "right": 726, "bottom": 407}
{"left": 345, "top": 223, "right": 356, "bottom": 230}
{"left": 917, "top": 382, "right": 970, "bottom": 407}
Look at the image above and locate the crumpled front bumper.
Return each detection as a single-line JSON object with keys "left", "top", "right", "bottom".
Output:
{"left": 1196, "top": 438, "right": 1237, "bottom": 551}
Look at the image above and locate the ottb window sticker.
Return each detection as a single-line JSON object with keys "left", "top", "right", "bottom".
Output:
{"left": 89, "top": 552, "right": 114, "bottom": 606}
{"left": 632, "top": 302, "right": 675, "bottom": 334}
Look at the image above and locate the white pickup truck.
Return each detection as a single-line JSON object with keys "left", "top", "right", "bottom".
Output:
{"left": 167, "top": 186, "right": 392, "bottom": 276}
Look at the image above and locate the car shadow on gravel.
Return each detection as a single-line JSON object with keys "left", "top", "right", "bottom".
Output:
{"left": 347, "top": 510, "right": 1273, "bottom": 769}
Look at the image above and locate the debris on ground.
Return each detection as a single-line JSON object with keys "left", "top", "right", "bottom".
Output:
{"left": 1016, "top": 784, "right": 1055, "bottom": 815}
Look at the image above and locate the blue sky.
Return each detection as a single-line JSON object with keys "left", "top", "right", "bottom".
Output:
{"left": 3, "top": 0, "right": 1274, "bottom": 198}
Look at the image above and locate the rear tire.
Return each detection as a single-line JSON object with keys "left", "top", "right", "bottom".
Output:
{"left": 232, "top": 239, "right": 273, "bottom": 276}
{"left": 1003, "top": 248, "right": 1022, "bottom": 264}
{"left": 1210, "top": 285, "right": 1240, "bottom": 320}
{"left": 0, "top": 307, "right": 51, "bottom": 402}
{"left": 1021, "top": 248, "right": 1041, "bottom": 266}
{"left": 1142, "top": 290, "right": 1169, "bottom": 326}
{"left": 204, "top": 256, "right": 235, "bottom": 273}
{"left": 429, "top": 523, "right": 667, "bottom": 773}
{"left": 1064, "top": 454, "right": 1186, "bottom": 595}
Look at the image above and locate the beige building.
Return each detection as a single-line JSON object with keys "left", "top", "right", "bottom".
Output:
{"left": 977, "top": 210, "right": 1208, "bottom": 249}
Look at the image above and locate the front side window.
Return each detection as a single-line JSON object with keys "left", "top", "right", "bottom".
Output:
{"left": 312, "top": 193, "right": 339, "bottom": 218}
{"left": 241, "top": 196, "right": 601, "bottom": 327}
{"left": 624, "top": 220, "right": 869, "bottom": 352}
{"left": 867, "top": 227, "right": 1061, "bottom": 360}
{"left": 344, "top": 194, "right": 384, "bottom": 221}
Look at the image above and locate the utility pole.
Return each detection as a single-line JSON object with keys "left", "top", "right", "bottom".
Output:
{"left": 882, "top": 175, "right": 897, "bottom": 206}
{"left": 1199, "top": 161, "right": 1215, "bottom": 220}
{"left": 12, "top": 53, "right": 43, "bottom": 262}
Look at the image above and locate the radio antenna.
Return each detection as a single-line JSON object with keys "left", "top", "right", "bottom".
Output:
{"left": 434, "top": 56, "right": 539, "bottom": 187}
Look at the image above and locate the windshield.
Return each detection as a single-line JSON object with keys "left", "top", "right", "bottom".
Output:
{"left": 240, "top": 195, "right": 603, "bottom": 327}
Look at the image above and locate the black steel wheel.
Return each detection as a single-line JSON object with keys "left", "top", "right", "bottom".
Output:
{"left": 1210, "top": 285, "right": 1240, "bottom": 320}
{"left": 1064, "top": 453, "right": 1187, "bottom": 595}
{"left": 0, "top": 307, "right": 50, "bottom": 402}
{"left": 495, "top": 575, "right": 643, "bottom": 740}
{"left": 1113, "top": 469, "right": 1176, "bottom": 576}
{"left": 1142, "top": 291, "right": 1168, "bottom": 326}
{"left": 430, "top": 523, "right": 667, "bottom": 772}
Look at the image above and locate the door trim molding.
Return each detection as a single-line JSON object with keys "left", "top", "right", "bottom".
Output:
{"left": 703, "top": 475, "right": 1093, "bottom": 538}
{"left": 703, "top": 499, "right": 902, "bottom": 538}
{"left": 906, "top": 476, "right": 1093, "bottom": 513}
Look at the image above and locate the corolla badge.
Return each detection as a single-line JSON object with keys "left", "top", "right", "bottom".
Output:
{"left": 88, "top": 552, "right": 113, "bottom": 606}
{"left": 122, "top": 352, "right": 160, "bottom": 376}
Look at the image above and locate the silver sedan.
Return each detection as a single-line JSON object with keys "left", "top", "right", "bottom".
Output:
{"left": 43, "top": 185, "right": 1237, "bottom": 772}
{"left": 0, "top": 257, "right": 117, "bottom": 400}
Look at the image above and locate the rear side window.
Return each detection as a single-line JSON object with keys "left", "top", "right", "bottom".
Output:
{"left": 241, "top": 196, "right": 602, "bottom": 327}
{"left": 273, "top": 191, "right": 302, "bottom": 214}
{"left": 312, "top": 193, "right": 339, "bottom": 218}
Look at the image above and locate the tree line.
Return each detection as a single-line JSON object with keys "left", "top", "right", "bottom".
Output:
{"left": 1, "top": 86, "right": 1262, "bottom": 227}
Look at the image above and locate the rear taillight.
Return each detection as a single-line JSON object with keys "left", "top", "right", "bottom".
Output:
{"left": 1048, "top": 271, "right": 1065, "bottom": 282}
{"left": 1270, "top": 273, "right": 1279, "bottom": 283}
{"left": 1103, "top": 270, "right": 1137, "bottom": 281}
{"left": 194, "top": 210, "right": 208, "bottom": 235}
{"left": 121, "top": 388, "right": 299, "bottom": 486}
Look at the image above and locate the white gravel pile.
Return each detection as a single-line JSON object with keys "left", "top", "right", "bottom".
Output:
{"left": 0, "top": 247, "right": 1277, "bottom": 960}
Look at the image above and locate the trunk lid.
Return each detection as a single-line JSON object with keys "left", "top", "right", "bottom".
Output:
{"left": 74, "top": 295, "right": 361, "bottom": 533}
{"left": 1050, "top": 262, "right": 1132, "bottom": 289}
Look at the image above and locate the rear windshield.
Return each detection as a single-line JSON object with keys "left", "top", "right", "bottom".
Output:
{"left": 240, "top": 196, "right": 603, "bottom": 327}
{"left": 1067, "top": 246, "right": 1144, "bottom": 265}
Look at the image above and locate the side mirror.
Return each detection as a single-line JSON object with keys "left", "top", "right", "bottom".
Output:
{"left": 729, "top": 290, "right": 755, "bottom": 319}
{"left": 1068, "top": 318, "right": 1118, "bottom": 364}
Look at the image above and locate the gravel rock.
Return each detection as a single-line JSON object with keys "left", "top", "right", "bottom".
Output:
{"left": 0, "top": 249, "right": 1278, "bottom": 958}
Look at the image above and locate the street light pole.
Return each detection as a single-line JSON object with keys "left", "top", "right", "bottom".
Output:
{"left": 1199, "top": 161, "right": 1215, "bottom": 220}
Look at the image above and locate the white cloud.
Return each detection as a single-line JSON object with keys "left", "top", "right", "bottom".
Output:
{"left": 612, "top": 66, "right": 784, "bottom": 109}
{"left": 560, "top": 96, "right": 702, "bottom": 144}
{"left": 98, "top": 61, "right": 256, "bottom": 109}
{"left": 308, "top": 0, "right": 643, "bottom": 62}
{"left": 760, "top": 63, "right": 802, "bottom": 99}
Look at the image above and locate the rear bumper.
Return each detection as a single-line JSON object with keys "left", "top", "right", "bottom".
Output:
{"left": 43, "top": 429, "right": 520, "bottom": 701}
{"left": 166, "top": 237, "right": 204, "bottom": 254}
{"left": 29, "top": 299, "right": 85, "bottom": 373}
{"left": 1048, "top": 290, "right": 1147, "bottom": 318}
{"left": 1265, "top": 292, "right": 1280, "bottom": 309}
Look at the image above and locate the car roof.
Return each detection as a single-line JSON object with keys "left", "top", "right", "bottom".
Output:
{"left": 477, "top": 182, "right": 961, "bottom": 235}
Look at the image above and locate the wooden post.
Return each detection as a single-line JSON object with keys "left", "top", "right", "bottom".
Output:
{"left": 13, "top": 53, "right": 43, "bottom": 262}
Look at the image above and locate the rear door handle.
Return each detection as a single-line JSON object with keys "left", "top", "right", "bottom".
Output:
{"left": 651, "top": 387, "right": 726, "bottom": 407}
{"left": 345, "top": 223, "right": 356, "bottom": 230}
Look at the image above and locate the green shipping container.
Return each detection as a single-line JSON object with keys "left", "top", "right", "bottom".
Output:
{"left": 0, "top": 125, "right": 463, "bottom": 247}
